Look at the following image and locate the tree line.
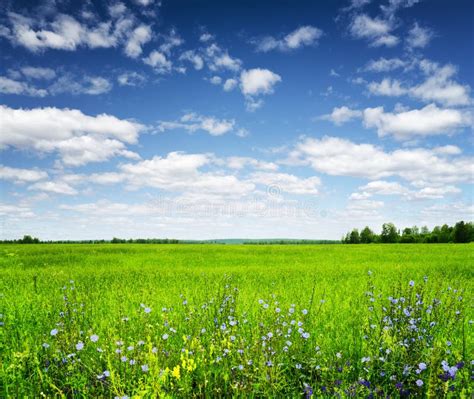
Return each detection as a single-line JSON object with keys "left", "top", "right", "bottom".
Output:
{"left": 342, "top": 221, "right": 474, "bottom": 244}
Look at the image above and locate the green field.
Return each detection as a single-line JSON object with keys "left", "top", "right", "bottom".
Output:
{"left": 1, "top": 244, "right": 473, "bottom": 397}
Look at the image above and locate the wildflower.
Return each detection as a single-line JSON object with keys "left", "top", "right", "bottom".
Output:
{"left": 418, "top": 362, "right": 427, "bottom": 371}
{"left": 296, "top": 363, "right": 302, "bottom": 369}
{"left": 172, "top": 365, "right": 180, "bottom": 379}
{"left": 266, "top": 360, "right": 273, "bottom": 367}
{"left": 302, "top": 309, "right": 308, "bottom": 315}
{"left": 103, "top": 370, "right": 110, "bottom": 377}
{"left": 129, "top": 359, "right": 136, "bottom": 365}
{"left": 162, "top": 333, "right": 169, "bottom": 340}
{"left": 76, "top": 342, "right": 84, "bottom": 351}
{"left": 302, "top": 332, "right": 310, "bottom": 339}
{"left": 144, "top": 307, "right": 151, "bottom": 314}
{"left": 263, "top": 303, "right": 269, "bottom": 309}
{"left": 42, "top": 343, "right": 50, "bottom": 349}
{"left": 289, "top": 308, "right": 295, "bottom": 314}
{"left": 361, "top": 357, "right": 370, "bottom": 363}
{"left": 336, "top": 352, "right": 342, "bottom": 358}
{"left": 90, "top": 334, "right": 99, "bottom": 343}
{"left": 230, "top": 335, "right": 236, "bottom": 342}
{"left": 409, "top": 280, "right": 415, "bottom": 287}
{"left": 138, "top": 340, "right": 145, "bottom": 346}
{"left": 201, "top": 328, "right": 206, "bottom": 334}
{"left": 141, "top": 364, "right": 149, "bottom": 372}
{"left": 121, "top": 356, "right": 127, "bottom": 362}
{"left": 50, "top": 329, "right": 58, "bottom": 336}
{"left": 416, "top": 379, "right": 423, "bottom": 387}
{"left": 275, "top": 307, "right": 281, "bottom": 313}
{"left": 238, "top": 364, "right": 244, "bottom": 370}
{"left": 127, "top": 345, "right": 134, "bottom": 351}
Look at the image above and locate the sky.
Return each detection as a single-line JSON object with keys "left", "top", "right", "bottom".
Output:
{"left": 0, "top": 0, "right": 473, "bottom": 240}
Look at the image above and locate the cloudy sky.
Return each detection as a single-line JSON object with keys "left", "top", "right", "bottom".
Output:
{"left": 0, "top": 0, "right": 473, "bottom": 240}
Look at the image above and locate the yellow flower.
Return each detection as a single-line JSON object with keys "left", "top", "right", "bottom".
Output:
{"left": 172, "top": 365, "right": 181, "bottom": 379}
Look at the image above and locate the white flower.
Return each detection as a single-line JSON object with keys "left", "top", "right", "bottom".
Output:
{"left": 144, "top": 307, "right": 151, "bottom": 314}
{"left": 141, "top": 364, "right": 149, "bottom": 372}
{"left": 50, "top": 329, "right": 58, "bottom": 336}
{"left": 162, "top": 333, "right": 169, "bottom": 340}
{"left": 302, "top": 309, "right": 308, "bottom": 315}
{"left": 90, "top": 334, "right": 99, "bottom": 343}
{"left": 76, "top": 341, "right": 84, "bottom": 351}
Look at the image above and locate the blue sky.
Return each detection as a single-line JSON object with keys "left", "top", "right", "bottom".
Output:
{"left": 0, "top": 0, "right": 472, "bottom": 240}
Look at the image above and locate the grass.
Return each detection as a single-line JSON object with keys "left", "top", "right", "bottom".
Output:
{"left": 1, "top": 244, "right": 473, "bottom": 397}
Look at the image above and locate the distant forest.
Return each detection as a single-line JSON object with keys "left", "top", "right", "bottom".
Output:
{"left": 342, "top": 221, "right": 474, "bottom": 244}
{"left": 2, "top": 221, "right": 473, "bottom": 244}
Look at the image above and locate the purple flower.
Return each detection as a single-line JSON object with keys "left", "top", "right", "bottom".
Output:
{"left": 416, "top": 379, "right": 423, "bottom": 387}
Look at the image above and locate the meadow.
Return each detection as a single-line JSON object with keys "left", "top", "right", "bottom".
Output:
{"left": 1, "top": 244, "right": 472, "bottom": 398}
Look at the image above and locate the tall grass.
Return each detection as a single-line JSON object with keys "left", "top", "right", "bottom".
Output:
{"left": 1, "top": 244, "right": 472, "bottom": 397}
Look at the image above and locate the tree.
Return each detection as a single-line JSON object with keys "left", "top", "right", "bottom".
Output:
{"left": 19, "top": 235, "right": 39, "bottom": 244}
{"left": 349, "top": 229, "right": 360, "bottom": 244}
{"left": 400, "top": 228, "right": 415, "bottom": 243}
{"left": 360, "top": 227, "right": 375, "bottom": 243}
{"left": 380, "top": 223, "right": 399, "bottom": 243}
{"left": 453, "top": 221, "right": 470, "bottom": 243}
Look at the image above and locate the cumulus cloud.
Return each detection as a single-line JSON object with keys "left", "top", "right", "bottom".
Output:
{"left": 350, "top": 180, "right": 461, "bottom": 201}
{"left": 157, "top": 113, "right": 235, "bottom": 136}
{"left": 364, "top": 57, "right": 407, "bottom": 72}
{"left": 367, "top": 60, "right": 471, "bottom": 106}
{"left": 124, "top": 24, "right": 152, "bottom": 58}
{"left": 349, "top": 14, "right": 398, "bottom": 47}
{"left": 0, "top": 76, "right": 48, "bottom": 97}
{"left": 179, "top": 50, "right": 204, "bottom": 70}
{"left": 0, "top": 105, "right": 144, "bottom": 166}
{"left": 363, "top": 104, "right": 471, "bottom": 140}
{"left": 406, "top": 22, "right": 433, "bottom": 49}
{"left": 288, "top": 136, "right": 473, "bottom": 185}
{"left": 0, "top": 165, "right": 48, "bottom": 183}
{"left": 226, "top": 157, "right": 278, "bottom": 171}
{"left": 49, "top": 75, "right": 112, "bottom": 95}
{"left": 143, "top": 50, "right": 172, "bottom": 73}
{"left": 250, "top": 172, "right": 321, "bottom": 195}
{"left": 29, "top": 180, "right": 78, "bottom": 195}
{"left": 320, "top": 106, "right": 362, "bottom": 125}
{"left": 117, "top": 71, "right": 146, "bottom": 86}
{"left": 223, "top": 78, "right": 238, "bottom": 92}
{"left": 254, "top": 25, "right": 323, "bottom": 52}
{"left": 20, "top": 66, "right": 56, "bottom": 80}
{"left": 240, "top": 68, "right": 281, "bottom": 96}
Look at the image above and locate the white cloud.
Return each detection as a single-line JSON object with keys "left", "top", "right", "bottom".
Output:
{"left": 0, "top": 76, "right": 48, "bottom": 97}
{"left": 350, "top": 180, "right": 461, "bottom": 201}
{"left": 321, "top": 106, "right": 362, "bottom": 125}
{"left": 250, "top": 172, "right": 321, "bottom": 195}
{"left": 158, "top": 29, "right": 183, "bottom": 55}
{"left": 199, "top": 32, "right": 214, "bottom": 42}
{"left": 367, "top": 78, "right": 407, "bottom": 96}
{"left": 367, "top": 60, "right": 471, "bottom": 106}
{"left": 226, "top": 157, "right": 278, "bottom": 171}
{"left": 179, "top": 50, "right": 204, "bottom": 70}
{"left": 20, "top": 66, "right": 56, "bottom": 79}
{"left": 223, "top": 78, "right": 238, "bottom": 92}
{"left": 406, "top": 22, "right": 433, "bottom": 49}
{"left": 118, "top": 152, "right": 255, "bottom": 195}
{"left": 134, "top": 0, "right": 154, "bottom": 5}
{"left": 117, "top": 71, "right": 146, "bottom": 86}
{"left": 143, "top": 50, "right": 172, "bottom": 73}
{"left": 411, "top": 61, "right": 471, "bottom": 106}
{"left": 49, "top": 75, "right": 112, "bottom": 95}
{"left": 363, "top": 103, "right": 471, "bottom": 140}
{"left": 124, "top": 24, "right": 152, "bottom": 58}
{"left": 0, "top": 165, "right": 48, "bottom": 183}
{"left": 364, "top": 57, "right": 407, "bottom": 72}
{"left": 289, "top": 136, "right": 473, "bottom": 185}
{"left": 210, "top": 76, "right": 222, "bottom": 85}
{"left": 255, "top": 25, "right": 323, "bottom": 52}
{"left": 209, "top": 52, "right": 242, "bottom": 72}
{"left": 349, "top": 14, "right": 398, "bottom": 47}
{"left": 240, "top": 68, "right": 281, "bottom": 96}
{"left": 29, "top": 180, "right": 78, "bottom": 195}
{"left": 0, "top": 105, "right": 144, "bottom": 166}
{"left": 157, "top": 113, "right": 235, "bottom": 136}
